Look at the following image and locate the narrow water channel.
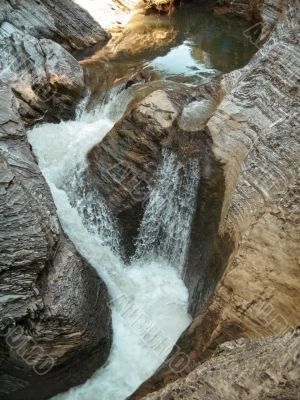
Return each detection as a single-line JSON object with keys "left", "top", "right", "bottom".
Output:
{"left": 28, "top": 5, "right": 256, "bottom": 399}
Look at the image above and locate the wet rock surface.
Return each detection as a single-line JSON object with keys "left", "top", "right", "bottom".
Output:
{"left": 0, "top": 83, "right": 112, "bottom": 400}
{"left": 0, "top": 2, "right": 113, "bottom": 399}
{"left": 87, "top": 79, "right": 221, "bottom": 259}
{"left": 131, "top": 0, "right": 300, "bottom": 398}
{"left": 0, "top": 0, "right": 299, "bottom": 399}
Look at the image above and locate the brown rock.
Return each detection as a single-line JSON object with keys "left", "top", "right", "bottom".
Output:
{"left": 87, "top": 79, "right": 221, "bottom": 259}
{"left": 131, "top": 0, "right": 300, "bottom": 398}
{"left": 142, "top": 330, "right": 300, "bottom": 400}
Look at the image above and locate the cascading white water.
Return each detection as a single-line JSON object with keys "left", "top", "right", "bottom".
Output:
{"left": 134, "top": 151, "right": 200, "bottom": 270}
{"left": 28, "top": 88, "right": 199, "bottom": 400}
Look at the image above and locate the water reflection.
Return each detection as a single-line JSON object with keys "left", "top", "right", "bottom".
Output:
{"left": 82, "top": 5, "right": 257, "bottom": 93}
{"left": 149, "top": 40, "right": 218, "bottom": 81}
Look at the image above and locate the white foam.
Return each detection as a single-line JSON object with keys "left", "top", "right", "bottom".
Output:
{"left": 28, "top": 89, "right": 193, "bottom": 400}
{"left": 134, "top": 150, "right": 200, "bottom": 270}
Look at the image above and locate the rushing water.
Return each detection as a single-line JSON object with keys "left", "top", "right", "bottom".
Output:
{"left": 28, "top": 88, "right": 198, "bottom": 400}
{"left": 134, "top": 151, "right": 200, "bottom": 270}
{"left": 27, "top": 4, "right": 258, "bottom": 399}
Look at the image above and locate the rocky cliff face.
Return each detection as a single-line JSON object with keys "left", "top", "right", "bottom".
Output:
{"left": 0, "top": 2, "right": 112, "bottom": 399}
{"left": 130, "top": 0, "right": 299, "bottom": 398}
{"left": 0, "top": 82, "right": 112, "bottom": 400}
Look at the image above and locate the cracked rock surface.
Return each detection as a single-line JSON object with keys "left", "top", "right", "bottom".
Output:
{"left": 0, "top": 81, "right": 112, "bottom": 400}
{"left": 131, "top": 0, "right": 300, "bottom": 398}
{"left": 0, "top": 0, "right": 110, "bottom": 125}
{"left": 0, "top": 1, "right": 112, "bottom": 399}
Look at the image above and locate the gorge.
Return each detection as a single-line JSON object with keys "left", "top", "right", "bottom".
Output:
{"left": 0, "top": 1, "right": 299, "bottom": 400}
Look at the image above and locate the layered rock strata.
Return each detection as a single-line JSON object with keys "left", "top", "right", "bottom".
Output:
{"left": 131, "top": 0, "right": 300, "bottom": 398}
{"left": 143, "top": 329, "right": 300, "bottom": 400}
{"left": 0, "top": 0, "right": 110, "bottom": 124}
{"left": 87, "top": 79, "right": 221, "bottom": 258}
{"left": 0, "top": 2, "right": 113, "bottom": 399}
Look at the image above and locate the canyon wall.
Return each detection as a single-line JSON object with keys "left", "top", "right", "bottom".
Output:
{"left": 131, "top": 0, "right": 300, "bottom": 398}
{"left": 0, "top": 0, "right": 298, "bottom": 399}
{"left": 0, "top": 2, "right": 112, "bottom": 399}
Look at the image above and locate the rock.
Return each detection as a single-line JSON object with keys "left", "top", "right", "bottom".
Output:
{"left": 0, "top": 27, "right": 85, "bottom": 125}
{"left": 141, "top": 330, "right": 300, "bottom": 400}
{"left": 131, "top": 0, "right": 300, "bottom": 398}
{"left": 137, "top": 89, "right": 179, "bottom": 128}
{"left": 143, "top": 0, "right": 212, "bottom": 14}
{"left": 0, "top": 1, "right": 113, "bottom": 398}
{"left": 0, "top": 82, "right": 112, "bottom": 400}
{"left": 143, "top": 0, "right": 177, "bottom": 14}
{"left": 0, "top": 0, "right": 110, "bottom": 53}
{"left": 87, "top": 79, "right": 220, "bottom": 258}
{"left": 0, "top": 0, "right": 111, "bottom": 125}
{"left": 178, "top": 98, "right": 217, "bottom": 131}
{"left": 124, "top": 70, "right": 152, "bottom": 89}
{"left": 214, "top": 0, "right": 286, "bottom": 42}
{"left": 214, "top": 0, "right": 262, "bottom": 21}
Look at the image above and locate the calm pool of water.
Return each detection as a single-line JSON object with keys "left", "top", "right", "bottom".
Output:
{"left": 83, "top": 4, "right": 257, "bottom": 98}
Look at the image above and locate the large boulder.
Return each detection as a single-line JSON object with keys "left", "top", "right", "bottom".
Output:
{"left": 0, "top": 82, "right": 112, "bottom": 400}
{"left": 87, "top": 80, "right": 221, "bottom": 258}
{"left": 0, "top": 0, "right": 110, "bottom": 52}
{"left": 0, "top": 0, "right": 111, "bottom": 125}
{"left": 0, "top": 28, "right": 85, "bottom": 125}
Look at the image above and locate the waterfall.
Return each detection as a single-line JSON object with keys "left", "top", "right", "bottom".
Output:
{"left": 65, "top": 167, "right": 121, "bottom": 254}
{"left": 134, "top": 150, "right": 200, "bottom": 271}
{"left": 28, "top": 88, "right": 197, "bottom": 400}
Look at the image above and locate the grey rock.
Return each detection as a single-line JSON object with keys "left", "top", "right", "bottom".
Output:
{"left": 0, "top": 25, "right": 85, "bottom": 124}
{"left": 0, "top": 1, "right": 113, "bottom": 398}
{"left": 0, "top": 0, "right": 110, "bottom": 52}
{"left": 0, "top": 82, "right": 112, "bottom": 400}
{"left": 0, "top": 0, "right": 111, "bottom": 125}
